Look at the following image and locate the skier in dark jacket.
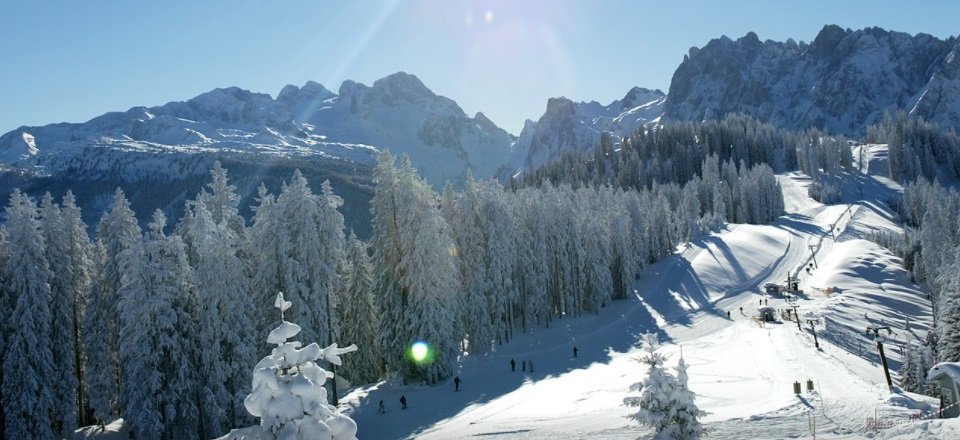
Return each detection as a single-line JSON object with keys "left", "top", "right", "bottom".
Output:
{"left": 510, "top": 358, "right": 516, "bottom": 371}
{"left": 573, "top": 346, "right": 578, "bottom": 358}
{"left": 454, "top": 376, "right": 461, "bottom": 391}
{"left": 400, "top": 395, "right": 408, "bottom": 409}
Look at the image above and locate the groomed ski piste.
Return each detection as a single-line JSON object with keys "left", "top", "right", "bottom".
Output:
{"left": 342, "top": 144, "right": 959, "bottom": 440}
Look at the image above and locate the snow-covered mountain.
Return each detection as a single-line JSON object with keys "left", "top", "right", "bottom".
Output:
{"left": 0, "top": 72, "right": 516, "bottom": 233}
{"left": 0, "top": 72, "right": 514, "bottom": 185}
{"left": 663, "top": 25, "right": 960, "bottom": 135}
{"left": 507, "top": 87, "right": 665, "bottom": 175}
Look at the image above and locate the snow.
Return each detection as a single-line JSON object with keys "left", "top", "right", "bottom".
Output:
{"left": 340, "top": 144, "right": 944, "bottom": 439}
{"left": 928, "top": 363, "right": 960, "bottom": 384}
{"left": 66, "top": 144, "right": 947, "bottom": 439}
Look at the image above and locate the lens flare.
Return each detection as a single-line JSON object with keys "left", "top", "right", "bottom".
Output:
{"left": 407, "top": 340, "right": 435, "bottom": 365}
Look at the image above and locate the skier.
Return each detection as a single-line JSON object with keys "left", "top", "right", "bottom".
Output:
{"left": 378, "top": 399, "right": 386, "bottom": 414}
{"left": 510, "top": 358, "right": 516, "bottom": 371}
{"left": 727, "top": 310, "right": 731, "bottom": 319}
{"left": 529, "top": 360, "right": 534, "bottom": 372}
{"left": 573, "top": 346, "right": 578, "bottom": 358}
{"left": 739, "top": 306, "right": 744, "bottom": 315}
{"left": 400, "top": 395, "right": 408, "bottom": 410}
{"left": 454, "top": 376, "right": 461, "bottom": 392}
{"left": 522, "top": 360, "right": 526, "bottom": 372}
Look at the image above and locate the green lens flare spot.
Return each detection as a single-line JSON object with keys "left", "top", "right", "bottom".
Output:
{"left": 407, "top": 340, "right": 435, "bottom": 365}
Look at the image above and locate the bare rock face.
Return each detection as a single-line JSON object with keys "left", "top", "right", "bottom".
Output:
{"left": 663, "top": 25, "right": 960, "bottom": 135}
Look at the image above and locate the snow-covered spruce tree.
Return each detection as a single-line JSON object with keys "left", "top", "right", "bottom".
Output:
{"left": 605, "top": 188, "right": 637, "bottom": 301}
{"left": 118, "top": 210, "right": 199, "bottom": 439}
{"left": 440, "top": 179, "right": 492, "bottom": 352}
{"left": 336, "top": 231, "right": 382, "bottom": 384}
{"left": 371, "top": 152, "right": 460, "bottom": 383}
{"left": 178, "top": 163, "right": 257, "bottom": 433}
{"left": 219, "top": 292, "right": 358, "bottom": 440}
{"left": 1, "top": 190, "right": 56, "bottom": 439}
{"left": 181, "top": 199, "right": 258, "bottom": 436}
{"left": 624, "top": 332, "right": 679, "bottom": 439}
{"left": 477, "top": 179, "right": 518, "bottom": 343}
{"left": 61, "top": 191, "right": 95, "bottom": 427}
{"left": 935, "top": 247, "right": 960, "bottom": 363}
{"left": 511, "top": 188, "right": 551, "bottom": 331}
{"left": 578, "top": 187, "right": 613, "bottom": 313}
{"left": 668, "top": 355, "right": 707, "bottom": 439}
{"left": 900, "top": 342, "right": 935, "bottom": 394}
{"left": 252, "top": 171, "right": 345, "bottom": 350}
{"left": 85, "top": 188, "right": 141, "bottom": 423}
{"left": 250, "top": 182, "right": 282, "bottom": 333}
{"left": 39, "top": 192, "right": 86, "bottom": 435}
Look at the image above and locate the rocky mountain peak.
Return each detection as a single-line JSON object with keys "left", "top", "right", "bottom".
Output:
{"left": 620, "top": 87, "right": 666, "bottom": 110}
{"left": 663, "top": 25, "right": 960, "bottom": 135}
{"left": 371, "top": 71, "right": 436, "bottom": 103}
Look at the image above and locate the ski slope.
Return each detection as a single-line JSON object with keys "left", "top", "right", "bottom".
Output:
{"left": 343, "top": 145, "right": 959, "bottom": 439}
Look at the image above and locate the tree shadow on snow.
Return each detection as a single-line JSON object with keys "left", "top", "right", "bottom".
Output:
{"left": 634, "top": 255, "right": 727, "bottom": 328}
{"left": 348, "top": 292, "right": 670, "bottom": 439}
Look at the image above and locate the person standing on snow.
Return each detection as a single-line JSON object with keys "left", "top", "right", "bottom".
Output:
{"left": 454, "top": 376, "right": 461, "bottom": 392}
{"left": 400, "top": 395, "right": 408, "bottom": 410}
{"left": 510, "top": 358, "right": 516, "bottom": 371}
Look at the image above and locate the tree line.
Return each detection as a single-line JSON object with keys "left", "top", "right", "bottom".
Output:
{"left": 881, "top": 178, "right": 960, "bottom": 396}
{"left": 519, "top": 113, "right": 851, "bottom": 205}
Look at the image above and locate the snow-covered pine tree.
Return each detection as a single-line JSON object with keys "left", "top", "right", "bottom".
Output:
{"left": 181, "top": 199, "right": 257, "bottom": 436}
{"left": 624, "top": 332, "right": 679, "bottom": 440}
{"left": 679, "top": 181, "right": 702, "bottom": 242}
{"left": 477, "top": 179, "right": 518, "bottom": 343}
{"left": 579, "top": 187, "right": 613, "bottom": 313}
{"left": 255, "top": 171, "right": 345, "bottom": 350}
{"left": 899, "top": 342, "right": 936, "bottom": 394}
{"left": 606, "top": 188, "right": 637, "bottom": 301}
{"left": 511, "top": 188, "right": 551, "bottom": 330}
{"left": 250, "top": 182, "right": 282, "bottom": 333}
{"left": 219, "top": 292, "right": 358, "bottom": 440}
{"left": 370, "top": 153, "right": 461, "bottom": 383}
{"left": 179, "top": 163, "right": 257, "bottom": 433}
{"left": 336, "top": 232, "right": 382, "bottom": 384}
{"left": 1, "top": 190, "right": 56, "bottom": 439}
{"left": 61, "top": 191, "right": 95, "bottom": 427}
{"left": 668, "top": 354, "right": 707, "bottom": 439}
{"left": 440, "top": 179, "right": 491, "bottom": 352}
{"left": 85, "top": 188, "right": 141, "bottom": 423}
{"left": 935, "top": 246, "right": 960, "bottom": 363}
{"left": 118, "top": 210, "right": 199, "bottom": 439}
{"left": 39, "top": 193, "right": 81, "bottom": 435}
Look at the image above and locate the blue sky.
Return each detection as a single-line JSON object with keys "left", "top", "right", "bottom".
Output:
{"left": 1, "top": 0, "right": 958, "bottom": 135}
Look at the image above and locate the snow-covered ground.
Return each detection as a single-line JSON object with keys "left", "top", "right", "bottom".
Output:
{"left": 341, "top": 145, "right": 959, "bottom": 439}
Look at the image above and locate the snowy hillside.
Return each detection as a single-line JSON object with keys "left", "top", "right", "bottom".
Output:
{"left": 340, "top": 144, "right": 958, "bottom": 439}
{"left": 663, "top": 26, "right": 960, "bottom": 135}
{"left": 507, "top": 87, "right": 665, "bottom": 175}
